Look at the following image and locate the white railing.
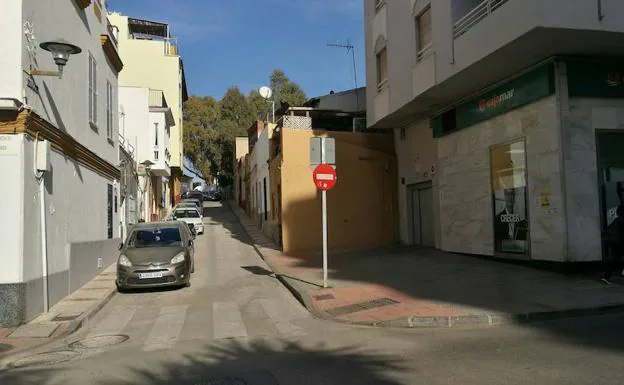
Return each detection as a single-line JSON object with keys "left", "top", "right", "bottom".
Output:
{"left": 453, "top": 0, "right": 509, "bottom": 38}
{"left": 416, "top": 43, "right": 433, "bottom": 62}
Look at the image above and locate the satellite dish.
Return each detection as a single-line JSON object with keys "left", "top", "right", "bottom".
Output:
{"left": 259, "top": 86, "right": 272, "bottom": 100}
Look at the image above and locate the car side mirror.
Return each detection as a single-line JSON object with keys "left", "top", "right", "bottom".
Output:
{"left": 188, "top": 239, "right": 193, "bottom": 246}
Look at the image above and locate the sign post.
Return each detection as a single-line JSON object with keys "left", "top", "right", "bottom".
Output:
{"left": 311, "top": 137, "right": 337, "bottom": 288}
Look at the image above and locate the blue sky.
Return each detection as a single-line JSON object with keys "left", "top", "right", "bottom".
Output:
{"left": 108, "top": 0, "right": 365, "bottom": 100}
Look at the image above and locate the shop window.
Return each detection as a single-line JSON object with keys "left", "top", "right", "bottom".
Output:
{"left": 490, "top": 140, "right": 529, "bottom": 256}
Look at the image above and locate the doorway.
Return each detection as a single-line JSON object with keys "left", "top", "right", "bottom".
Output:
{"left": 597, "top": 131, "right": 624, "bottom": 260}
{"left": 407, "top": 182, "right": 435, "bottom": 247}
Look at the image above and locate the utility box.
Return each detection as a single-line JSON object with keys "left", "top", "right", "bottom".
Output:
{"left": 36, "top": 140, "right": 51, "bottom": 172}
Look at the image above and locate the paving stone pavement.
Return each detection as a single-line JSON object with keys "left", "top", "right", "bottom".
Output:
{"left": 16, "top": 202, "right": 349, "bottom": 357}
{"left": 227, "top": 201, "right": 624, "bottom": 328}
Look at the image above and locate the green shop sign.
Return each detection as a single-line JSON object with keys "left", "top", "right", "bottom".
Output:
{"left": 566, "top": 59, "right": 624, "bottom": 98}
{"left": 432, "top": 64, "right": 555, "bottom": 138}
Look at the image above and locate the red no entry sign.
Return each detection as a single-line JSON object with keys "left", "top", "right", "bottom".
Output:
{"left": 312, "top": 163, "right": 337, "bottom": 191}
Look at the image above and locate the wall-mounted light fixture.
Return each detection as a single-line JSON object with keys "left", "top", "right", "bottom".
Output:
{"left": 29, "top": 38, "right": 82, "bottom": 78}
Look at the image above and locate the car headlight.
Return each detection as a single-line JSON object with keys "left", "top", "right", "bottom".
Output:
{"left": 118, "top": 254, "right": 132, "bottom": 267}
{"left": 170, "top": 252, "right": 186, "bottom": 264}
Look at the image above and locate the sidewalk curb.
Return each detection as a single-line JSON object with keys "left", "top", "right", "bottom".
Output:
{"left": 227, "top": 201, "right": 624, "bottom": 329}
{"left": 0, "top": 276, "right": 116, "bottom": 364}
{"left": 61, "top": 287, "right": 117, "bottom": 337}
{"left": 226, "top": 202, "right": 334, "bottom": 322}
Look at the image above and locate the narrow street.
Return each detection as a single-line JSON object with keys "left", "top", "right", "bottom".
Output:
{"left": 0, "top": 203, "right": 622, "bottom": 384}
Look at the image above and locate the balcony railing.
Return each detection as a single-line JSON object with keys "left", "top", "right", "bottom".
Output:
{"left": 107, "top": 19, "right": 118, "bottom": 46}
{"left": 453, "top": 0, "right": 509, "bottom": 38}
{"left": 416, "top": 43, "right": 433, "bottom": 62}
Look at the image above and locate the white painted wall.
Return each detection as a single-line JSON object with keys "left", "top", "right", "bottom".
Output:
{"left": 0, "top": 0, "right": 23, "bottom": 101}
{"left": 0, "top": 135, "right": 25, "bottom": 284}
{"left": 148, "top": 110, "right": 171, "bottom": 172}
{"left": 256, "top": 126, "right": 271, "bottom": 216}
{"left": 119, "top": 87, "right": 150, "bottom": 163}
{"left": 0, "top": 1, "right": 123, "bottom": 324}
{"left": 22, "top": 0, "right": 118, "bottom": 164}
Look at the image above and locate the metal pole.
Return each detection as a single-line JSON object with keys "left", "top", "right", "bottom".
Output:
{"left": 39, "top": 175, "right": 49, "bottom": 313}
{"left": 320, "top": 137, "right": 328, "bottom": 288}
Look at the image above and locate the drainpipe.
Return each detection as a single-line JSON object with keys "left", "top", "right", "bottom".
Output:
{"left": 597, "top": 0, "right": 604, "bottom": 20}
{"left": 34, "top": 136, "right": 49, "bottom": 313}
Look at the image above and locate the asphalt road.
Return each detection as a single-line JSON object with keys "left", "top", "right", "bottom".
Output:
{"left": 1, "top": 202, "right": 624, "bottom": 384}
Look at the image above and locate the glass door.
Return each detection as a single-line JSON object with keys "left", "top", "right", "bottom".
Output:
{"left": 597, "top": 131, "right": 624, "bottom": 259}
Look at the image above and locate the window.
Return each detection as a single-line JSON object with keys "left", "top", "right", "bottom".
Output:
{"left": 399, "top": 127, "right": 406, "bottom": 141}
{"left": 490, "top": 140, "right": 529, "bottom": 256}
{"left": 106, "top": 81, "right": 113, "bottom": 141}
{"left": 376, "top": 47, "right": 388, "bottom": 87}
{"left": 375, "top": 0, "right": 385, "bottom": 10}
{"left": 154, "top": 123, "right": 159, "bottom": 146}
{"left": 154, "top": 151, "right": 159, "bottom": 160}
{"left": 416, "top": 6, "right": 432, "bottom": 61}
{"left": 88, "top": 53, "right": 98, "bottom": 127}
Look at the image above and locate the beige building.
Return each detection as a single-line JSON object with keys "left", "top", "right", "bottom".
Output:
{"left": 365, "top": 0, "right": 624, "bottom": 265}
{"left": 237, "top": 106, "right": 397, "bottom": 254}
{"left": 108, "top": 12, "right": 188, "bottom": 206}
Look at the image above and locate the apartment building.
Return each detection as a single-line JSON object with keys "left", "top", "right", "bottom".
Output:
{"left": 0, "top": 0, "right": 123, "bottom": 326}
{"left": 365, "top": 0, "right": 624, "bottom": 265}
{"left": 119, "top": 87, "right": 175, "bottom": 221}
{"left": 108, "top": 12, "right": 188, "bottom": 207}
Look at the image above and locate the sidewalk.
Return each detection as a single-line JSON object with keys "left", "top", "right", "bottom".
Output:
{"left": 228, "top": 201, "right": 624, "bottom": 328}
{"left": 0, "top": 264, "right": 117, "bottom": 359}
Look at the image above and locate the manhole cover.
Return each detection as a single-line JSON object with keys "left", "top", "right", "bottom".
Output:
{"left": 0, "top": 343, "right": 13, "bottom": 352}
{"left": 11, "top": 350, "right": 79, "bottom": 368}
{"left": 69, "top": 335, "right": 129, "bottom": 349}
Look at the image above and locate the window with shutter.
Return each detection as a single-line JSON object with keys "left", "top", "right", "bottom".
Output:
{"left": 416, "top": 7, "right": 432, "bottom": 61}
{"left": 376, "top": 47, "right": 388, "bottom": 86}
{"left": 106, "top": 81, "right": 113, "bottom": 141}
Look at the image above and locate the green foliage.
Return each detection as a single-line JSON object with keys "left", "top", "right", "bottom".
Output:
{"left": 270, "top": 69, "right": 307, "bottom": 110}
{"left": 183, "top": 69, "right": 306, "bottom": 186}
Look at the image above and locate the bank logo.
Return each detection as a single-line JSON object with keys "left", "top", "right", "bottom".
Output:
{"left": 478, "top": 89, "right": 515, "bottom": 112}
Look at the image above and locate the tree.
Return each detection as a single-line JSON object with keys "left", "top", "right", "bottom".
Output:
{"left": 182, "top": 96, "right": 220, "bottom": 178}
{"left": 219, "top": 86, "right": 255, "bottom": 134}
{"left": 248, "top": 90, "right": 271, "bottom": 121}
{"left": 270, "top": 69, "right": 307, "bottom": 111}
{"left": 182, "top": 70, "right": 307, "bottom": 187}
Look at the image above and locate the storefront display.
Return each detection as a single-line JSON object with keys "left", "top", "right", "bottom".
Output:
{"left": 490, "top": 140, "right": 530, "bottom": 256}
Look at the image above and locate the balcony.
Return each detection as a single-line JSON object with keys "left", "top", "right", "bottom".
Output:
{"left": 150, "top": 149, "right": 170, "bottom": 177}
{"left": 128, "top": 17, "right": 179, "bottom": 56}
{"left": 101, "top": 17, "right": 123, "bottom": 73}
{"left": 453, "top": 0, "right": 509, "bottom": 38}
{"left": 107, "top": 19, "right": 118, "bottom": 47}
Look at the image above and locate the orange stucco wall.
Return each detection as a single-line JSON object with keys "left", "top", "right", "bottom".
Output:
{"left": 280, "top": 128, "right": 397, "bottom": 253}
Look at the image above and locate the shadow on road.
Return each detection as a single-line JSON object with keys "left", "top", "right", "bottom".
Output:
{"left": 1, "top": 339, "right": 407, "bottom": 385}
{"left": 204, "top": 201, "right": 624, "bottom": 353}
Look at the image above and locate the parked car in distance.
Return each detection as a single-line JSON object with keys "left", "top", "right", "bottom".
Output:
{"left": 116, "top": 221, "right": 195, "bottom": 292}
{"left": 172, "top": 207, "right": 204, "bottom": 234}
{"left": 181, "top": 198, "right": 202, "bottom": 210}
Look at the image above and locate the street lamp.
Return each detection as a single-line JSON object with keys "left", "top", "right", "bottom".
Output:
{"left": 30, "top": 38, "right": 82, "bottom": 78}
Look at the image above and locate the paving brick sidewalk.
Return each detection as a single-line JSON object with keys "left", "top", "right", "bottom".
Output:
{"left": 0, "top": 264, "right": 117, "bottom": 359}
{"left": 228, "top": 201, "right": 624, "bottom": 328}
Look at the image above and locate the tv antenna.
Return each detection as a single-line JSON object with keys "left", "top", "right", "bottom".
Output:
{"left": 327, "top": 40, "right": 360, "bottom": 112}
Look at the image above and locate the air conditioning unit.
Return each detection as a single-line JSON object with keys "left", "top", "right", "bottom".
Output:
{"left": 352, "top": 117, "right": 367, "bottom": 132}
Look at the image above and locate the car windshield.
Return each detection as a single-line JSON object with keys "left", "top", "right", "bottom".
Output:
{"left": 174, "top": 210, "right": 200, "bottom": 218}
{"left": 127, "top": 228, "right": 182, "bottom": 248}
